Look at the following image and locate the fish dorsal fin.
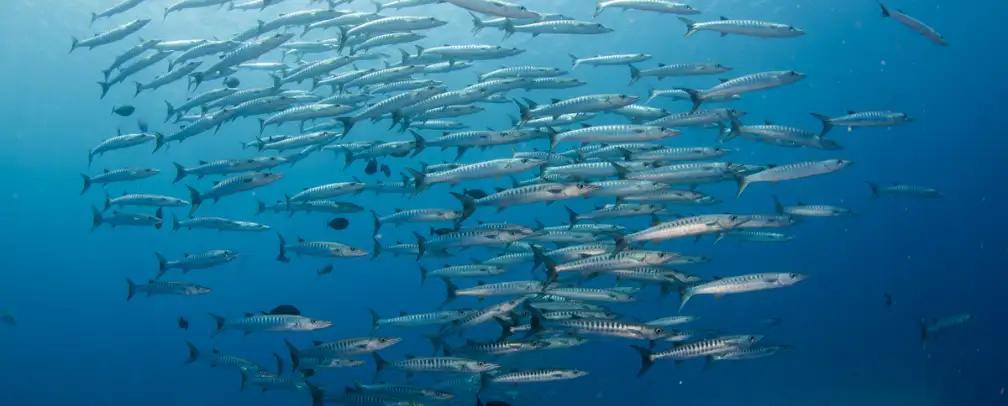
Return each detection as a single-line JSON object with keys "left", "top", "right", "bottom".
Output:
{"left": 720, "top": 16, "right": 729, "bottom": 20}
{"left": 297, "top": 237, "right": 306, "bottom": 243}
{"left": 465, "top": 339, "right": 477, "bottom": 345}
{"left": 312, "top": 340, "right": 324, "bottom": 346}
{"left": 183, "top": 253, "right": 190, "bottom": 257}
{"left": 104, "top": 169, "right": 110, "bottom": 173}
{"left": 404, "top": 354, "right": 416, "bottom": 359}
{"left": 244, "top": 312, "right": 256, "bottom": 317}
{"left": 394, "top": 209, "right": 403, "bottom": 213}
{"left": 717, "top": 78, "right": 731, "bottom": 84}
{"left": 550, "top": 98, "right": 562, "bottom": 104}
{"left": 657, "top": 63, "right": 666, "bottom": 67}
{"left": 376, "top": 180, "right": 383, "bottom": 184}
{"left": 199, "top": 160, "right": 208, "bottom": 165}
{"left": 580, "top": 123, "right": 592, "bottom": 128}
{"left": 766, "top": 164, "right": 778, "bottom": 169}
{"left": 395, "top": 240, "right": 402, "bottom": 244}
{"left": 212, "top": 348, "right": 220, "bottom": 354}
{"left": 477, "top": 220, "right": 485, "bottom": 225}
{"left": 443, "top": 264, "right": 451, "bottom": 268}
{"left": 268, "top": 305, "right": 301, "bottom": 316}
{"left": 212, "top": 181, "right": 220, "bottom": 186}
{"left": 712, "top": 276, "right": 724, "bottom": 280}
{"left": 399, "top": 311, "right": 408, "bottom": 316}
{"left": 764, "top": 120, "right": 775, "bottom": 125}
{"left": 847, "top": 110, "right": 857, "bottom": 114}
{"left": 476, "top": 281, "right": 487, "bottom": 286}
{"left": 495, "top": 187, "right": 506, "bottom": 193}
{"left": 796, "top": 202, "right": 806, "bottom": 206}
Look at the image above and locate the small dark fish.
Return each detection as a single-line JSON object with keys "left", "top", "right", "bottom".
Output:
{"left": 177, "top": 316, "right": 188, "bottom": 330}
{"left": 137, "top": 119, "right": 149, "bottom": 133}
{"left": 327, "top": 217, "right": 350, "bottom": 230}
{"left": 464, "top": 189, "right": 488, "bottom": 199}
{"left": 1, "top": 312, "right": 15, "bottom": 326}
{"left": 317, "top": 264, "right": 334, "bottom": 276}
{"left": 112, "top": 105, "right": 135, "bottom": 116}
{"left": 884, "top": 292, "right": 893, "bottom": 307}
{"left": 380, "top": 164, "right": 391, "bottom": 178}
{"left": 224, "top": 77, "right": 240, "bottom": 88}
{"left": 430, "top": 226, "right": 454, "bottom": 236}
{"left": 365, "top": 159, "right": 378, "bottom": 175}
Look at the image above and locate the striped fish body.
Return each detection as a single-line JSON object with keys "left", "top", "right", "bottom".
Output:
{"left": 546, "top": 243, "right": 615, "bottom": 262}
{"left": 645, "top": 315, "right": 697, "bottom": 326}
{"left": 680, "top": 18, "right": 804, "bottom": 38}
{"left": 205, "top": 34, "right": 294, "bottom": 74}
{"left": 263, "top": 104, "right": 355, "bottom": 126}
{"left": 413, "top": 105, "right": 484, "bottom": 121}
{"left": 622, "top": 189, "right": 719, "bottom": 205}
{"left": 782, "top": 203, "right": 852, "bottom": 217}
{"left": 409, "top": 120, "right": 467, "bottom": 130}
{"left": 388, "top": 356, "right": 499, "bottom": 373}
{"left": 244, "top": 373, "right": 308, "bottom": 392}
{"left": 85, "top": 168, "right": 160, "bottom": 186}
{"left": 542, "top": 310, "right": 617, "bottom": 320}
{"left": 480, "top": 66, "right": 564, "bottom": 81}
{"left": 650, "top": 335, "right": 763, "bottom": 360}
{"left": 647, "top": 89, "right": 741, "bottom": 103}
{"left": 290, "top": 180, "right": 366, "bottom": 201}
{"left": 718, "top": 230, "right": 794, "bottom": 243}
{"left": 632, "top": 147, "right": 729, "bottom": 163}
{"left": 483, "top": 252, "right": 535, "bottom": 267}
{"left": 303, "top": 337, "right": 402, "bottom": 358}
{"left": 687, "top": 272, "right": 806, "bottom": 297}
{"left": 545, "top": 287, "right": 634, "bottom": 302}
{"left": 446, "top": 0, "right": 540, "bottom": 18}
{"left": 456, "top": 281, "right": 545, "bottom": 298}
{"left": 513, "top": 151, "right": 574, "bottom": 166}
{"left": 426, "top": 264, "right": 507, "bottom": 280}
{"left": 523, "top": 94, "right": 638, "bottom": 120}
{"left": 879, "top": 3, "right": 947, "bottom": 45}
{"left": 527, "top": 77, "right": 587, "bottom": 89}
{"left": 90, "top": 133, "right": 161, "bottom": 159}
{"left": 444, "top": 298, "right": 528, "bottom": 332}
{"left": 353, "top": 383, "right": 453, "bottom": 401}
{"left": 524, "top": 231, "right": 601, "bottom": 244}
{"left": 626, "top": 162, "right": 734, "bottom": 185}
{"left": 507, "top": 20, "right": 613, "bottom": 37}
{"left": 552, "top": 125, "right": 678, "bottom": 149}
{"left": 474, "top": 182, "right": 601, "bottom": 209}
{"left": 644, "top": 108, "right": 739, "bottom": 127}
{"left": 603, "top": 267, "right": 684, "bottom": 285}
{"left": 736, "top": 214, "right": 799, "bottom": 229}
{"left": 588, "top": 180, "right": 668, "bottom": 197}
{"left": 739, "top": 159, "right": 853, "bottom": 197}
{"left": 420, "top": 44, "right": 524, "bottom": 60}
{"left": 540, "top": 318, "right": 664, "bottom": 340}
{"left": 106, "top": 193, "right": 188, "bottom": 209}
{"left": 226, "top": 314, "right": 331, "bottom": 334}
{"left": 867, "top": 183, "right": 940, "bottom": 198}
{"left": 626, "top": 214, "right": 748, "bottom": 243}
{"left": 570, "top": 53, "right": 650, "bottom": 69}
{"left": 630, "top": 62, "right": 728, "bottom": 84}
{"left": 72, "top": 19, "right": 150, "bottom": 51}
{"left": 426, "top": 158, "right": 546, "bottom": 186}
{"left": 545, "top": 161, "right": 651, "bottom": 179}
{"left": 281, "top": 237, "right": 368, "bottom": 258}
{"left": 713, "top": 345, "right": 789, "bottom": 361}
{"left": 346, "top": 16, "right": 447, "bottom": 38}
{"left": 355, "top": 86, "right": 447, "bottom": 121}
{"left": 376, "top": 310, "right": 473, "bottom": 328}
{"left": 297, "top": 357, "right": 364, "bottom": 370}
{"left": 286, "top": 200, "right": 363, "bottom": 214}
{"left": 702, "top": 71, "right": 806, "bottom": 101}
{"left": 493, "top": 368, "right": 590, "bottom": 383}
{"left": 575, "top": 203, "right": 662, "bottom": 220}
{"left": 352, "top": 32, "right": 427, "bottom": 54}
{"left": 583, "top": 143, "right": 664, "bottom": 160}
{"left": 596, "top": 0, "right": 700, "bottom": 16}
{"left": 175, "top": 217, "right": 270, "bottom": 232}
{"left": 158, "top": 250, "right": 238, "bottom": 274}
{"left": 522, "top": 112, "right": 596, "bottom": 128}
{"left": 347, "top": 65, "right": 426, "bottom": 89}
{"left": 187, "top": 173, "right": 283, "bottom": 211}
{"left": 379, "top": 209, "right": 461, "bottom": 225}
{"left": 365, "top": 79, "right": 442, "bottom": 95}
{"left": 129, "top": 280, "right": 211, "bottom": 298}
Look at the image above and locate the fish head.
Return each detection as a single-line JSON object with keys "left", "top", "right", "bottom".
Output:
{"left": 826, "top": 159, "right": 854, "bottom": 170}
{"left": 784, "top": 25, "right": 805, "bottom": 36}
{"left": 369, "top": 336, "right": 403, "bottom": 351}
{"left": 423, "top": 389, "right": 454, "bottom": 400}
{"left": 465, "top": 360, "right": 500, "bottom": 372}
{"left": 896, "top": 112, "right": 915, "bottom": 123}
{"left": 342, "top": 246, "right": 369, "bottom": 257}
{"left": 306, "top": 318, "right": 333, "bottom": 330}
{"left": 783, "top": 70, "right": 807, "bottom": 83}
{"left": 223, "top": 250, "right": 240, "bottom": 261}
{"left": 610, "top": 94, "right": 639, "bottom": 106}
{"left": 187, "top": 285, "right": 212, "bottom": 295}
{"left": 779, "top": 272, "right": 808, "bottom": 286}
{"left": 566, "top": 182, "right": 601, "bottom": 197}
{"left": 253, "top": 172, "right": 284, "bottom": 184}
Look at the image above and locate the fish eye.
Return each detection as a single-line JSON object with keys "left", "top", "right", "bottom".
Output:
{"left": 521, "top": 158, "right": 529, "bottom": 163}
{"left": 577, "top": 184, "right": 584, "bottom": 189}
{"left": 378, "top": 338, "right": 388, "bottom": 342}
{"left": 789, "top": 273, "right": 798, "bottom": 278}
{"left": 657, "top": 252, "right": 666, "bottom": 257}
{"left": 655, "top": 328, "right": 664, "bottom": 333}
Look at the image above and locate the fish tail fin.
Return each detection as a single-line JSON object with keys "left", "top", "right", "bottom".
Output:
{"left": 919, "top": 319, "right": 929, "bottom": 342}
{"left": 276, "top": 233, "right": 289, "bottom": 263}
{"left": 97, "top": 81, "right": 112, "bottom": 99}
{"left": 152, "top": 132, "right": 164, "bottom": 154}
{"left": 413, "top": 232, "right": 426, "bottom": 261}
{"left": 89, "top": 13, "right": 97, "bottom": 25}
{"left": 371, "top": 352, "right": 388, "bottom": 381}
{"left": 734, "top": 174, "right": 750, "bottom": 199}
{"left": 527, "top": 306, "right": 546, "bottom": 337}
{"left": 593, "top": 0, "right": 605, "bottom": 17}
{"left": 423, "top": 333, "right": 445, "bottom": 356}
{"left": 171, "top": 162, "right": 187, "bottom": 184}
{"left": 208, "top": 313, "right": 226, "bottom": 337}
{"left": 529, "top": 244, "right": 546, "bottom": 274}
{"left": 184, "top": 184, "right": 202, "bottom": 216}
{"left": 546, "top": 125, "right": 560, "bottom": 152}
{"left": 125, "top": 278, "right": 136, "bottom": 301}
{"left": 407, "top": 168, "right": 426, "bottom": 195}
{"left": 154, "top": 252, "right": 168, "bottom": 279}
{"left": 283, "top": 339, "right": 301, "bottom": 371}
{"left": 183, "top": 340, "right": 200, "bottom": 364}
{"left": 564, "top": 205, "right": 579, "bottom": 229}
{"left": 368, "top": 309, "right": 380, "bottom": 334}
{"left": 80, "top": 174, "right": 92, "bottom": 195}
{"left": 370, "top": 236, "right": 381, "bottom": 260}
{"left": 170, "top": 213, "right": 181, "bottom": 232}
{"left": 772, "top": 195, "right": 785, "bottom": 214}
{"left": 678, "top": 286, "right": 695, "bottom": 312}
{"left": 449, "top": 192, "right": 476, "bottom": 225}
{"left": 70, "top": 37, "right": 80, "bottom": 54}
{"left": 418, "top": 264, "right": 429, "bottom": 287}
{"left": 809, "top": 113, "right": 833, "bottom": 137}
{"left": 878, "top": 1, "right": 891, "bottom": 17}
{"left": 568, "top": 53, "right": 579, "bottom": 69}
{"left": 678, "top": 17, "right": 698, "bottom": 38}
{"left": 102, "top": 192, "right": 112, "bottom": 211}
{"left": 865, "top": 181, "right": 880, "bottom": 199}
{"left": 677, "top": 87, "right": 702, "bottom": 113}
{"left": 370, "top": 210, "right": 382, "bottom": 236}
{"left": 628, "top": 64, "right": 640, "bottom": 85}
{"left": 89, "top": 205, "right": 103, "bottom": 231}
{"left": 154, "top": 208, "right": 163, "bottom": 230}
{"left": 372, "top": 0, "right": 383, "bottom": 12}
{"left": 502, "top": 18, "right": 515, "bottom": 39}
{"left": 337, "top": 117, "right": 355, "bottom": 137}
{"left": 133, "top": 81, "right": 143, "bottom": 97}
{"left": 441, "top": 277, "right": 458, "bottom": 307}
{"left": 631, "top": 345, "right": 655, "bottom": 377}
{"left": 514, "top": 98, "right": 530, "bottom": 127}
{"left": 306, "top": 382, "right": 325, "bottom": 406}
{"left": 409, "top": 130, "right": 425, "bottom": 156}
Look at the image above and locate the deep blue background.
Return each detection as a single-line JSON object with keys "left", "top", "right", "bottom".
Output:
{"left": 1, "top": 0, "right": 1005, "bottom": 405}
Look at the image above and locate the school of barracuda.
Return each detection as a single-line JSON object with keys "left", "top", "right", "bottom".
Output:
{"left": 74, "top": 0, "right": 953, "bottom": 405}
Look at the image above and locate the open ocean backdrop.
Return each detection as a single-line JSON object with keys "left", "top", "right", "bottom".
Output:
{"left": 1, "top": 0, "right": 1005, "bottom": 405}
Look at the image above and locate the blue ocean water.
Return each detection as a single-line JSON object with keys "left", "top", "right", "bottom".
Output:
{"left": 1, "top": 0, "right": 1005, "bottom": 405}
